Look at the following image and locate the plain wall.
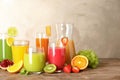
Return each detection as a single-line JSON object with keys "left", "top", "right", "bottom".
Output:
{"left": 0, "top": 0, "right": 120, "bottom": 58}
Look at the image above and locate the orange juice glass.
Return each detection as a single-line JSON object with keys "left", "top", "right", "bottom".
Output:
{"left": 36, "top": 33, "right": 49, "bottom": 61}
{"left": 12, "top": 40, "right": 29, "bottom": 63}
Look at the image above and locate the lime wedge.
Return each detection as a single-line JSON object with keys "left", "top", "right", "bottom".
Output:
{"left": 6, "top": 37, "right": 14, "bottom": 46}
{"left": 7, "top": 27, "right": 18, "bottom": 37}
{"left": 44, "top": 64, "right": 57, "bottom": 73}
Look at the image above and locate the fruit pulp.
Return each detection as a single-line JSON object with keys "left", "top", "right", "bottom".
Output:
{"left": 36, "top": 38, "right": 49, "bottom": 61}
{"left": 0, "top": 39, "right": 12, "bottom": 61}
{"left": 12, "top": 45, "right": 28, "bottom": 63}
{"left": 48, "top": 47, "right": 65, "bottom": 70}
{"left": 24, "top": 53, "right": 45, "bottom": 72}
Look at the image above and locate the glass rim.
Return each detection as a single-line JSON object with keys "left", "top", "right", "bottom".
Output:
{"left": 35, "top": 32, "right": 48, "bottom": 38}
{"left": 13, "top": 40, "right": 29, "bottom": 46}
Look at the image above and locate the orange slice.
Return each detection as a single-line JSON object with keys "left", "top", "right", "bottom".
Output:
{"left": 7, "top": 60, "right": 23, "bottom": 73}
{"left": 71, "top": 55, "right": 88, "bottom": 70}
{"left": 6, "top": 37, "right": 14, "bottom": 46}
{"left": 46, "top": 25, "right": 51, "bottom": 36}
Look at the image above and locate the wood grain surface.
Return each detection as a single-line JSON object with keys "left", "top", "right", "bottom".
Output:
{"left": 0, "top": 58, "right": 120, "bottom": 80}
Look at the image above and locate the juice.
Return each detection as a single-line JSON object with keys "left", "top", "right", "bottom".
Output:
{"left": 0, "top": 39, "right": 12, "bottom": 61}
{"left": 36, "top": 38, "right": 49, "bottom": 61}
{"left": 65, "top": 39, "right": 76, "bottom": 64}
{"left": 12, "top": 45, "right": 28, "bottom": 63}
{"left": 12, "top": 40, "right": 29, "bottom": 63}
{"left": 48, "top": 47, "right": 65, "bottom": 70}
{"left": 24, "top": 53, "right": 45, "bottom": 72}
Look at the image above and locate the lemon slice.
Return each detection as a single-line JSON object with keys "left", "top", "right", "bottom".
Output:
{"left": 6, "top": 37, "right": 14, "bottom": 46}
{"left": 7, "top": 60, "right": 23, "bottom": 73}
{"left": 7, "top": 27, "right": 18, "bottom": 37}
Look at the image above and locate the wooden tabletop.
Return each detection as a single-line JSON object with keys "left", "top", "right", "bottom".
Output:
{"left": 0, "top": 58, "right": 120, "bottom": 80}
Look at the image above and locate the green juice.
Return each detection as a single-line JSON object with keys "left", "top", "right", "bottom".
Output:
{"left": 24, "top": 53, "right": 45, "bottom": 72}
{"left": 0, "top": 39, "right": 12, "bottom": 61}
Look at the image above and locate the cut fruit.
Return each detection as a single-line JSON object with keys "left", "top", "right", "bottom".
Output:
{"left": 46, "top": 25, "right": 51, "bottom": 36}
{"left": 7, "top": 60, "right": 23, "bottom": 73}
{"left": 7, "top": 27, "right": 18, "bottom": 37}
{"left": 71, "top": 55, "right": 88, "bottom": 70}
{"left": 44, "top": 64, "right": 56, "bottom": 73}
{"left": 61, "top": 37, "right": 68, "bottom": 46}
{"left": 6, "top": 37, "right": 14, "bottom": 46}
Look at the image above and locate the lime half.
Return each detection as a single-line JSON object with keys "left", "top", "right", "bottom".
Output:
{"left": 44, "top": 64, "right": 57, "bottom": 73}
{"left": 7, "top": 27, "right": 18, "bottom": 37}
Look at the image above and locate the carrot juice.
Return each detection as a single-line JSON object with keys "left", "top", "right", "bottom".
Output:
{"left": 36, "top": 33, "right": 49, "bottom": 61}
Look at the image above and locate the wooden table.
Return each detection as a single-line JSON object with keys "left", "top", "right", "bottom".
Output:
{"left": 0, "top": 58, "right": 120, "bottom": 80}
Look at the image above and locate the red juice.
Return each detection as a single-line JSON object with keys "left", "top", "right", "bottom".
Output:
{"left": 48, "top": 47, "right": 65, "bottom": 70}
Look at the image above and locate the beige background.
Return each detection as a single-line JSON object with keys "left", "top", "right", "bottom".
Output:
{"left": 0, "top": 0, "right": 120, "bottom": 58}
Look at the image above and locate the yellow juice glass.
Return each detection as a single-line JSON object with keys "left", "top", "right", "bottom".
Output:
{"left": 12, "top": 40, "right": 29, "bottom": 63}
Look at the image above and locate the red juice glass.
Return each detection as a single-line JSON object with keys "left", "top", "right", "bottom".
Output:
{"left": 48, "top": 43, "right": 65, "bottom": 70}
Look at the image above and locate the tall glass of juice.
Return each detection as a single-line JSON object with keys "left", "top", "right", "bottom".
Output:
{"left": 36, "top": 33, "right": 49, "bottom": 61}
{"left": 12, "top": 40, "right": 29, "bottom": 63}
{"left": 48, "top": 43, "right": 65, "bottom": 71}
{"left": 24, "top": 48, "right": 45, "bottom": 72}
{"left": 0, "top": 33, "right": 13, "bottom": 61}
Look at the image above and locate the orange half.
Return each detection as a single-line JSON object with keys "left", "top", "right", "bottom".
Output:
{"left": 71, "top": 55, "right": 88, "bottom": 70}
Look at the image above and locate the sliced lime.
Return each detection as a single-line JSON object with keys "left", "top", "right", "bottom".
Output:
{"left": 7, "top": 27, "right": 18, "bottom": 37}
{"left": 44, "top": 64, "right": 57, "bottom": 73}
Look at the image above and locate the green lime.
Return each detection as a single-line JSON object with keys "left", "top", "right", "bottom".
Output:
{"left": 7, "top": 27, "right": 18, "bottom": 37}
{"left": 44, "top": 64, "right": 57, "bottom": 73}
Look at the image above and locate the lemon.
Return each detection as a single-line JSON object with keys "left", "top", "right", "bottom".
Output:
{"left": 7, "top": 27, "right": 18, "bottom": 37}
{"left": 7, "top": 60, "right": 23, "bottom": 73}
{"left": 6, "top": 37, "right": 14, "bottom": 46}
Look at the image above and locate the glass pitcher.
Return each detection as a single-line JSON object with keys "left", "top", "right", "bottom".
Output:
{"left": 56, "top": 24, "right": 76, "bottom": 64}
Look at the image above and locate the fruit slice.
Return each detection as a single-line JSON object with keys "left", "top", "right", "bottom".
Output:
{"left": 44, "top": 64, "right": 56, "bottom": 73}
{"left": 71, "top": 55, "right": 88, "bottom": 70}
{"left": 46, "top": 25, "right": 51, "bottom": 36}
{"left": 61, "top": 37, "right": 68, "bottom": 46}
{"left": 6, "top": 37, "right": 14, "bottom": 46}
{"left": 7, "top": 27, "right": 18, "bottom": 37}
{"left": 7, "top": 60, "right": 23, "bottom": 73}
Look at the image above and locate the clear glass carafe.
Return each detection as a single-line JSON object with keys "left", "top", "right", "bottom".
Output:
{"left": 56, "top": 24, "right": 76, "bottom": 64}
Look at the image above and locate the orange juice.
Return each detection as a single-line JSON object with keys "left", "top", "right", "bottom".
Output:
{"left": 36, "top": 33, "right": 49, "bottom": 61}
{"left": 12, "top": 40, "right": 29, "bottom": 63}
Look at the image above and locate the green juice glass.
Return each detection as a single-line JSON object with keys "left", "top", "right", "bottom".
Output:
{"left": 24, "top": 48, "right": 45, "bottom": 72}
{"left": 0, "top": 33, "right": 13, "bottom": 61}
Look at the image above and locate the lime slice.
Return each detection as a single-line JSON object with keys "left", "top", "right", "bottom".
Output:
{"left": 7, "top": 27, "right": 18, "bottom": 37}
{"left": 6, "top": 37, "right": 14, "bottom": 46}
{"left": 44, "top": 64, "right": 57, "bottom": 73}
